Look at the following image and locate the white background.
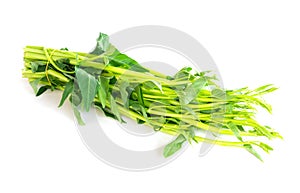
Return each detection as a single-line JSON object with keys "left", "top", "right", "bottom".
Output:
{"left": 1, "top": 0, "right": 299, "bottom": 192}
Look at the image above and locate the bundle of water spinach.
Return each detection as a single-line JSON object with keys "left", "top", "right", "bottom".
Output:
{"left": 22, "top": 33, "right": 281, "bottom": 161}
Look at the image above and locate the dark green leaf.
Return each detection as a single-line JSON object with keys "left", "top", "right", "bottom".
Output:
{"left": 99, "top": 106, "right": 125, "bottom": 123}
{"left": 109, "top": 76, "right": 117, "bottom": 85}
{"left": 60, "top": 48, "right": 69, "bottom": 51}
{"left": 36, "top": 85, "right": 51, "bottom": 96}
{"left": 30, "top": 61, "right": 46, "bottom": 73}
{"left": 237, "top": 125, "right": 245, "bottom": 132}
{"left": 102, "top": 108, "right": 117, "bottom": 119}
{"left": 75, "top": 67, "right": 97, "bottom": 111}
{"left": 166, "top": 118, "right": 180, "bottom": 124}
{"left": 137, "top": 119, "right": 146, "bottom": 124}
{"left": 58, "top": 80, "right": 74, "bottom": 107}
{"left": 163, "top": 134, "right": 187, "bottom": 157}
{"left": 55, "top": 58, "right": 70, "bottom": 70}
{"left": 135, "top": 85, "right": 144, "bottom": 106}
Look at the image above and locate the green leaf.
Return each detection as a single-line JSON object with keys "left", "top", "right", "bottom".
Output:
{"left": 250, "top": 84, "right": 278, "bottom": 96}
{"left": 109, "top": 53, "right": 149, "bottom": 72}
{"left": 135, "top": 85, "right": 144, "bottom": 106}
{"left": 30, "top": 61, "right": 46, "bottom": 73}
{"left": 180, "top": 127, "right": 196, "bottom": 144}
{"left": 69, "top": 91, "right": 82, "bottom": 106}
{"left": 97, "top": 76, "right": 110, "bottom": 108}
{"left": 137, "top": 119, "right": 146, "bottom": 124}
{"left": 109, "top": 94, "right": 122, "bottom": 122}
{"left": 119, "top": 80, "right": 130, "bottom": 108}
{"left": 105, "top": 44, "right": 118, "bottom": 56}
{"left": 179, "top": 77, "right": 207, "bottom": 105}
{"left": 97, "top": 105, "right": 125, "bottom": 123}
{"left": 212, "top": 88, "right": 226, "bottom": 99}
{"left": 237, "top": 125, "right": 245, "bottom": 132}
{"left": 248, "top": 96, "right": 272, "bottom": 113}
{"left": 174, "top": 67, "right": 192, "bottom": 80}
{"left": 183, "top": 106, "right": 198, "bottom": 120}
{"left": 103, "top": 56, "right": 109, "bottom": 65}
{"left": 90, "top": 33, "right": 110, "bottom": 55}
{"left": 225, "top": 103, "right": 233, "bottom": 113}
{"left": 30, "top": 62, "right": 39, "bottom": 72}
{"left": 130, "top": 101, "right": 148, "bottom": 122}
{"left": 29, "top": 78, "right": 41, "bottom": 94}
{"left": 112, "top": 53, "right": 138, "bottom": 66}
{"left": 227, "top": 122, "right": 243, "bottom": 141}
{"left": 166, "top": 118, "right": 180, "bottom": 124}
{"left": 36, "top": 85, "right": 51, "bottom": 96}
{"left": 129, "top": 64, "right": 149, "bottom": 73}
{"left": 58, "top": 80, "right": 74, "bottom": 107}
{"left": 55, "top": 58, "right": 70, "bottom": 70}
{"left": 258, "top": 142, "right": 273, "bottom": 153}
{"left": 75, "top": 67, "right": 97, "bottom": 112}
{"left": 143, "top": 80, "right": 163, "bottom": 93}
{"left": 163, "top": 134, "right": 187, "bottom": 157}
{"left": 60, "top": 48, "right": 69, "bottom": 51}
{"left": 244, "top": 144, "right": 263, "bottom": 162}
{"left": 72, "top": 104, "right": 85, "bottom": 125}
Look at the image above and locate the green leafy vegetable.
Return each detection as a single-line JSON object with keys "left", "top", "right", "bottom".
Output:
{"left": 22, "top": 32, "right": 282, "bottom": 161}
